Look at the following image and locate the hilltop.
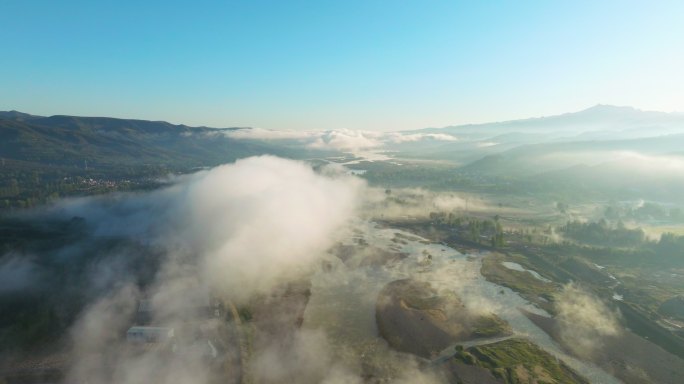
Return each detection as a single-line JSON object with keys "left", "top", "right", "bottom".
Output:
{"left": 0, "top": 111, "right": 334, "bottom": 209}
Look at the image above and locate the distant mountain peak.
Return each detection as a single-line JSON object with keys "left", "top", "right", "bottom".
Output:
{"left": 0, "top": 110, "right": 44, "bottom": 121}
{"left": 575, "top": 104, "right": 678, "bottom": 119}
{"left": 579, "top": 104, "right": 640, "bottom": 114}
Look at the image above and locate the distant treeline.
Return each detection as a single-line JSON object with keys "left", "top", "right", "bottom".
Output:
{"left": 559, "top": 219, "right": 684, "bottom": 261}
{"left": 559, "top": 219, "right": 645, "bottom": 248}
{"left": 428, "top": 211, "right": 505, "bottom": 247}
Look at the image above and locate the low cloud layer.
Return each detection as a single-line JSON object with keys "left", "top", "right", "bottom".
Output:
{"left": 54, "top": 156, "right": 364, "bottom": 301}
{"left": 50, "top": 157, "right": 476, "bottom": 383}
{"left": 175, "top": 156, "right": 363, "bottom": 301}
{"left": 308, "top": 129, "right": 384, "bottom": 152}
{"left": 55, "top": 156, "right": 366, "bottom": 383}
{"left": 224, "top": 128, "right": 457, "bottom": 152}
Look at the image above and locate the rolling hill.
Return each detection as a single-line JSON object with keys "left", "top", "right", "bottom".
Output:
{"left": 0, "top": 112, "right": 321, "bottom": 170}
{"left": 0, "top": 111, "right": 337, "bottom": 210}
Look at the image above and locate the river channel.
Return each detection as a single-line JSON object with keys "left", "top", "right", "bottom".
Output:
{"left": 303, "top": 221, "right": 621, "bottom": 383}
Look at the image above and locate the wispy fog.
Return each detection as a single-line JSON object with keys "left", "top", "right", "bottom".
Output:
{"left": 555, "top": 283, "right": 621, "bottom": 357}
{"left": 48, "top": 156, "right": 366, "bottom": 383}
{"left": 362, "top": 187, "right": 520, "bottom": 220}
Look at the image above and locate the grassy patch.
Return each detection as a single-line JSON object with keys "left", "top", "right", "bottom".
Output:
{"left": 454, "top": 338, "right": 588, "bottom": 384}
{"left": 480, "top": 253, "right": 558, "bottom": 312}
{"left": 471, "top": 314, "right": 512, "bottom": 338}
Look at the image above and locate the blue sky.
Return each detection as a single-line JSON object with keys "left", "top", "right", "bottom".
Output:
{"left": 1, "top": 1, "right": 683, "bottom": 130}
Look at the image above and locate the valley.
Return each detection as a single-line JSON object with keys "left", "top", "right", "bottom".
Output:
{"left": 2, "top": 106, "right": 684, "bottom": 383}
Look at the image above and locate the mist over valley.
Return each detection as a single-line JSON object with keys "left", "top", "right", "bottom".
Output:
{"left": 2, "top": 105, "right": 684, "bottom": 383}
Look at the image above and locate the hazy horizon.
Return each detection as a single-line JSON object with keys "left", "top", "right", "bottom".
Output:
{"left": 3, "top": 103, "right": 682, "bottom": 133}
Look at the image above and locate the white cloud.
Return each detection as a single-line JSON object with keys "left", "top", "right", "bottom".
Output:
{"left": 180, "top": 156, "right": 365, "bottom": 300}
{"left": 60, "top": 156, "right": 367, "bottom": 383}
{"left": 225, "top": 127, "right": 317, "bottom": 140}
{"left": 307, "top": 129, "right": 384, "bottom": 151}
{"left": 224, "top": 128, "right": 458, "bottom": 152}
{"left": 387, "top": 132, "right": 458, "bottom": 143}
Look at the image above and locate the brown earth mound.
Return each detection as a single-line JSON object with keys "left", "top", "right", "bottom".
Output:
{"left": 376, "top": 279, "right": 510, "bottom": 358}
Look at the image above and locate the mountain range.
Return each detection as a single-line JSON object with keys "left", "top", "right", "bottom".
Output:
{"left": 2, "top": 104, "right": 683, "bottom": 180}
{"left": 0, "top": 111, "right": 331, "bottom": 172}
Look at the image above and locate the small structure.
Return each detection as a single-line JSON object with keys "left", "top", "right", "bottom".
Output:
{"left": 126, "top": 326, "right": 174, "bottom": 343}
